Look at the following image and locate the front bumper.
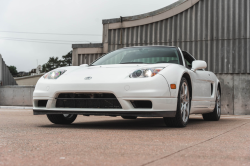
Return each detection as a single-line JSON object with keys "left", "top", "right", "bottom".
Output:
{"left": 33, "top": 74, "right": 177, "bottom": 117}
{"left": 33, "top": 97, "right": 177, "bottom": 117}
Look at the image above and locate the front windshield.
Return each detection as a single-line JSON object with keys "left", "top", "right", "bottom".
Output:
{"left": 92, "top": 47, "right": 181, "bottom": 66}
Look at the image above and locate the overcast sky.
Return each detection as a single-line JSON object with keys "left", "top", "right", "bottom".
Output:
{"left": 0, "top": 0, "right": 177, "bottom": 71}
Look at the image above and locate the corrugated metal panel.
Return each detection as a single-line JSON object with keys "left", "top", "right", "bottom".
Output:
{"left": 107, "top": 0, "right": 250, "bottom": 74}
{"left": 1, "top": 57, "right": 17, "bottom": 86}
{"left": 78, "top": 54, "right": 104, "bottom": 65}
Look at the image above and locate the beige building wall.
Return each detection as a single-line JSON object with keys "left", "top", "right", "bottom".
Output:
{"left": 15, "top": 74, "right": 43, "bottom": 86}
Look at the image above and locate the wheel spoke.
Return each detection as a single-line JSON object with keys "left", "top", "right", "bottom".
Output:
{"left": 181, "top": 104, "right": 184, "bottom": 119}
{"left": 184, "top": 85, "right": 187, "bottom": 96}
{"left": 186, "top": 90, "right": 189, "bottom": 102}
{"left": 182, "top": 84, "right": 185, "bottom": 96}
{"left": 63, "top": 114, "right": 69, "bottom": 117}
{"left": 216, "top": 90, "right": 221, "bottom": 115}
{"left": 186, "top": 103, "right": 189, "bottom": 119}
{"left": 182, "top": 105, "right": 186, "bottom": 120}
{"left": 181, "top": 103, "right": 184, "bottom": 113}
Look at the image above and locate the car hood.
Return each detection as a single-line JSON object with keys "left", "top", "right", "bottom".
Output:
{"left": 58, "top": 64, "right": 172, "bottom": 82}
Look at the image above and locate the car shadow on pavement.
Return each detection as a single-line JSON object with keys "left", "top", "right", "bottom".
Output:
{"left": 38, "top": 117, "right": 207, "bottom": 130}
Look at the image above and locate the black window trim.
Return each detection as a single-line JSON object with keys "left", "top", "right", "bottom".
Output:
{"left": 182, "top": 51, "right": 196, "bottom": 61}
{"left": 177, "top": 47, "right": 186, "bottom": 67}
{"left": 182, "top": 51, "right": 205, "bottom": 71}
{"left": 176, "top": 47, "right": 184, "bottom": 66}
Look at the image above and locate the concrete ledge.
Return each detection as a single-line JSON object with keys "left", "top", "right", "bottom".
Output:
{"left": 102, "top": 0, "right": 187, "bottom": 24}
{"left": 72, "top": 43, "right": 103, "bottom": 49}
{"left": 104, "top": 0, "right": 200, "bottom": 29}
{"left": 14, "top": 74, "right": 43, "bottom": 80}
{"left": 76, "top": 48, "right": 103, "bottom": 54}
{"left": 0, "top": 86, "right": 34, "bottom": 106}
{"left": 0, "top": 85, "right": 35, "bottom": 88}
{"left": 0, "top": 106, "right": 33, "bottom": 109}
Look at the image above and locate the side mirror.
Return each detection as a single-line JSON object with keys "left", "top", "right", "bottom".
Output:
{"left": 80, "top": 64, "right": 89, "bottom": 67}
{"left": 191, "top": 60, "right": 207, "bottom": 72}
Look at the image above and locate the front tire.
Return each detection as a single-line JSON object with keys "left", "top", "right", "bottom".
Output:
{"left": 47, "top": 114, "right": 77, "bottom": 124}
{"left": 121, "top": 116, "right": 137, "bottom": 119}
{"left": 202, "top": 89, "right": 221, "bottom": 121}
{"left": 163, "top": 78, "right": 190, "bottom": 127}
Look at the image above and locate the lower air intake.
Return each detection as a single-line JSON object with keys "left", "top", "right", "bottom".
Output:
{"left": 131, "top": 100, "right": 152, "bottom": 109}
{"left": 56, "top": 93, "right": 122, "bottom": 109}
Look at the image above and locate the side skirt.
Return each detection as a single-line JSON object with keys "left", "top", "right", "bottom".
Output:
{"left": 190, "top": 101, "right": 215, "bottom": 114}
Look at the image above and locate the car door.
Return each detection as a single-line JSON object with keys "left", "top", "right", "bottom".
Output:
{"left": 182, "top": 51, "right": 212, "bottom": 112}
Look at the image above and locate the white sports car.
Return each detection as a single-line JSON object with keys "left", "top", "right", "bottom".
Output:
{"left": 33, "top": 46, "right": 221, "bottom": 127}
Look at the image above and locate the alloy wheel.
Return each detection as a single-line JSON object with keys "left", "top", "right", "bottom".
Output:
{"left": 180, "top": 82, "right": 190, "bottom": 123}
{"left": 216, "top": 90, "right": 221, "bottom": 116}
{"left": 63, "top": 114, "right": 74, "bottom": 119}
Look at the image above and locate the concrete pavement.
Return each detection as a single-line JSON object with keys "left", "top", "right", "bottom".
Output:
{"left": 0, "top": 109, "right": 250, "bottom": 166}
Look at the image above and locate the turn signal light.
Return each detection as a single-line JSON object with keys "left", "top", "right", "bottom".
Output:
{"left": 170, "top": 84, "right": 176, "bottom": 89}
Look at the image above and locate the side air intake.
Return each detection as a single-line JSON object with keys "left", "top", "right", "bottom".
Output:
{"left": 130, "top": 101, "right": 152, "bottom": 109}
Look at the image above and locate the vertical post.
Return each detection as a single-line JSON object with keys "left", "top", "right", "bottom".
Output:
{"left": 103, "top": 24, "right": 109, "bottom": 53}
{"left": 0, "top": 54, "right": 2, "bottom": 86}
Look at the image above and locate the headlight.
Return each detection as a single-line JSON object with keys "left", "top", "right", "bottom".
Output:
{"left": 129, "top": 68, "right": 164, "bottom": 78}
{"left": 43, "top": 70, "right": 67, "bottom": 79}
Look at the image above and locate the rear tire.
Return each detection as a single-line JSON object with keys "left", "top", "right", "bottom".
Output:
{"left": 47, "top": 114, "right": 77, "bottom": 124}
{"left": 163, "top": 77, "right": 190, "bottom": 127}
{"left": 121, "top": 116, "right": 137, "bottom": 119}
{"left": 202, "top": 89, "right": 221, "bottom": 121}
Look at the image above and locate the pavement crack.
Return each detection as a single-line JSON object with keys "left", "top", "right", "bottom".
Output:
{"left": 141, "top": 122, "right": 250, "bottom": 166}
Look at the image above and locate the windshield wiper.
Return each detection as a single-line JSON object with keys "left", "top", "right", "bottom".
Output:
{"left": 120, "top": 62, "right": 146, "bottom": 64}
